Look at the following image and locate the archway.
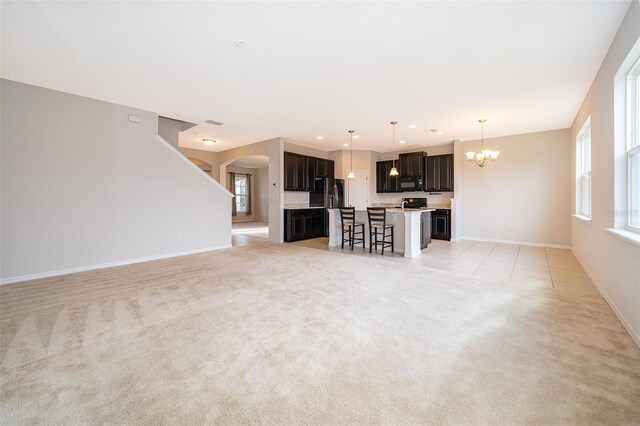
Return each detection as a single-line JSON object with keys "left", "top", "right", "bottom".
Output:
{"left": 222, "top": 155, "right": 271, "bottom": 243}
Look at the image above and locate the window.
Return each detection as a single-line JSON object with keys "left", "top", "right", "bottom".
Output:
{"left": 235, "top": 175, "right": 248, "bottom": 213}
{"left": 626, "top": 57, "right": 640, "bottom": 231}
{"left": 576, "top": 117, "right": 591, "bottom": 218}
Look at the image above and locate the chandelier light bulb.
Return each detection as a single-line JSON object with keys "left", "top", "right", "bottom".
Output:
{"left": 467, "top": 119, "right": 499, "bottom": 168}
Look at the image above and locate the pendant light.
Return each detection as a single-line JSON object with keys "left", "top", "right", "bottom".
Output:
{"left": 466, "top": 119, "right": 500, "bottom": 168}
{"left": 389, "top": 121, "right": 399, "bottom": 176}
{"left": 347, "top": 130, "right": 356, "bottom": 179}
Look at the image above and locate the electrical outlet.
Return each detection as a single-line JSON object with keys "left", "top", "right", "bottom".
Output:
{"left": 508, "top": 223, "right": 513, "bottom": 230}
{"left": 176, "top": 230, "right": 183, "bottom": 238}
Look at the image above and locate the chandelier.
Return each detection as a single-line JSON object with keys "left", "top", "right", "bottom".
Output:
{"left": 466, "top": 119, "right": 500, "bottom": 168}
{"left": 389, "top": 121, "right": 399, "bottom": 176}
{"left": 347, "top": 130, "right": 356, "bottom": 179}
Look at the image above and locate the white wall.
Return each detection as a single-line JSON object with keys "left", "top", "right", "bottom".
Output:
{"left": 217, "top": 138, "right": 284, "bottom": 242}
{"left": 456, "top": 129, "right": 571, "bottom": 246}
{"left": 0, "top": 79, "right": 233, "bottom": 283}
{"left": 569, "top": 1, "right": 640, "bottom": 346}
{"left": 254, "top": 167, "right": 269, "bottom": 221}
{"left": 283, "top": 140, "right": 329, "bottom": 159}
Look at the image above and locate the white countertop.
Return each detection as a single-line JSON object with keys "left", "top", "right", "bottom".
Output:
{"left": 329, "top": 208, "right": 435, "bottom": 214}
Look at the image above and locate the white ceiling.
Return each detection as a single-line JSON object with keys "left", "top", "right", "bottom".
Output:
{"left": 1, "top": 1, "right": 631, "bottom": 153}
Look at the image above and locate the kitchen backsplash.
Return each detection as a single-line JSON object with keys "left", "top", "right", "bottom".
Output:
{"left": 283, "top": 189, "right": 453, "bottom": 208}
{"left": 374, "top": 191, "right": 453, "bottom": 208}
{"left": 283, "top": 191, "right": 309, "bottom": 206}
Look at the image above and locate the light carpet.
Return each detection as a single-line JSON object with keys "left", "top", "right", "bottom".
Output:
{"left": 1, "top": 242, "right": 639, "bottom": 424}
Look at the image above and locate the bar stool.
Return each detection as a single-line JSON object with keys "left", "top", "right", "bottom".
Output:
{"left": 367, "top": 207, "right": 394, "bottom": 255}
{"left": 339, "top": 207, "right": 365, "bottom": 250}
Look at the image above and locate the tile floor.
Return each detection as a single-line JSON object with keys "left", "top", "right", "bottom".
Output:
{"left": 291, "top": 237, "right": 600, "bottom": 297}
{"left": 231, "top": 221, "right": 269, "bottom": 239}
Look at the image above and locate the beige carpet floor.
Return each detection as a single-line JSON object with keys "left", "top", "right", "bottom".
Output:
{"left": 1, "top": 241, "right": 639, "bottom": 424}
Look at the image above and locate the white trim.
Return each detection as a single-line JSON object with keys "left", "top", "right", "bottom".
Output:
{"left": 156, "top": 135, "right": 234, "bottom": 198}
{"left": 572, "top": 214, "right": 593, "bottom": 222}
{"left": 461, "top": 236, "right": 570, "bottom": 249}
{"left": 573, "top": 248, "right": 640, "bottom": 349}
{"left": 605, "top": 228, "right": 640, "bottom": 248}
{"left": 0, "top": 244, "right": 232, "bottom": 285}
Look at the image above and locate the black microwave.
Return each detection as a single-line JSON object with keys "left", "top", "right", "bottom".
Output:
{"left": 398, "top": 176, "right": 423, "bottom": 191}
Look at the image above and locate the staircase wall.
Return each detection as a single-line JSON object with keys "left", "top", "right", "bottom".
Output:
{"left": 0, "top": 79, "right": 233, "bottom": 283}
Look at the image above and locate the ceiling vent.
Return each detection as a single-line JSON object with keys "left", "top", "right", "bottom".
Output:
{"left": 205, "top": 120, "right": 224, "bottom": 126}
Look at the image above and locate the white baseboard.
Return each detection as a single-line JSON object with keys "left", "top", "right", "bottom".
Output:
{"left": 571, "top": 248, "right": 640, "bottom": 349}
{"left": 0, "top": 244, "right": 232, "bottom": 285}
{"left": 461, "top": 236, "right": 571, "bottom": 249}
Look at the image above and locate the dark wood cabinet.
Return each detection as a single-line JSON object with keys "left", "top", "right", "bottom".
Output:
{"left": 376, "top": 160, "right": 399, "bottom": 193}
{"left": 431, "top": 209, "right": 451, "bottom": 241}
{"left": 312, "top": 209, "right": 325, "bottom": 236}
{"left": 438, "top": 155, "right": 453, "bottom": 191}
{"left": 315, "top": 158, "right": 335, "bottom": 179}
{"left": 425, "top": 154, "right": 454, "bottom": 192}
{"left": 305, "top": 157, "right": 316, "bottom": 191}
{"left": 421, "top": 211, "right": 432, "bottom": 249}
{"left": 284, "top": 152, "right": 334, "bottom": 191}
{"left": 294, "top": 154, "right": 305, "bottom": 191}
{"left": 327, "top": 161, "right": 335, "bottom": 180}
{"left": 316, "top": 158, "right": 327, "bottom": 177}
{"left": 291, "top": 214, "right": 304, "bottom": 240}
{"left": 284, "top": 152, "right": 296, "bottom": 190}
{"left": 398, "top": 152, "right": 425, "bottom": 176}
{"left": 284, "top": 208, "right": 326, "bottom": 242}
{"left": 425, "top": 156, "right": 438, "bottom": 192}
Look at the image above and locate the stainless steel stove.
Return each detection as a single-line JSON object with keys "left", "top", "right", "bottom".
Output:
{"left": 401, "top": 197, "right": 429, "bottom": 209}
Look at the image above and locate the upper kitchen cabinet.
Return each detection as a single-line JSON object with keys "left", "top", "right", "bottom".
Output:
{"left": 425, "top": 154, "right": 454, "bottom": 192}
{"left": 284, "top": 152, "right": 335, "bottom": 191}
{"left": 398, "top": 152, "right": 425, "bottom": 176}
{"left": 315, "top": 158, "right": 335, "bottom": 179}
{"left": 376, "top": 160, "right": 399, "bottom": 193}
{"left": 284, "top": 152, "right": 296, "bottom": 190}
{"left": 284, "top": 152, "right": 306, "bottom": 191}
{"left": 305, "top": 156, "right": 316, "bottom": 191}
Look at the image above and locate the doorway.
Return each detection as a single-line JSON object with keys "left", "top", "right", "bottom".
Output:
{"left": 346, "top": 170, "right": 369, "bottom": 210}
{"left": 225, "top": 155, "right": 271, "bottom": 245}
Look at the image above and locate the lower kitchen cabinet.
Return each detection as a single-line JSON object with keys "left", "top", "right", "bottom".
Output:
{"left": 284, "top": 208, "right": 326, "bottom": 242}
{"left": 431, "top": 209, "right": 451, "bottom": 241}
{"left": 420, "top": 211, "right": 432, "bottom": 249}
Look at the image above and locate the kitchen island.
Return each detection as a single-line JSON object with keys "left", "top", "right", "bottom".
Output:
{"left": 327, "top": 208, "right": 435, "bottom": 258}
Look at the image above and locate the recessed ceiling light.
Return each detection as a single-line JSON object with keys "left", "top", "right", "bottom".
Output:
{"left": 399, "top": 140, "right": 406, "bottom": 144}
{"left": 316, "top": 136, "right": 324, "bottom": 140}
{"left": 353, "top": 135, "right": 360, "bottom": 139}
{"left": 343, "top": 143, "right": 349, "bottom": 147}
{"left": 430, "top": 129, "right": 444, "bottom": 135}
{"left": 203, "top": 139, "right": 215, "bottom": 146}
{"left": 408, "top": 124, "right": 417, "bottom": 129}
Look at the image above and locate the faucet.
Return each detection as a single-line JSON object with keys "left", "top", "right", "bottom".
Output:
{"left": 401, "top": 200, "right": 408, "bottom": 212}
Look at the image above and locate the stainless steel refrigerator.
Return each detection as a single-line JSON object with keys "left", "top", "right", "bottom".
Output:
{"left": 309, "top": 178, "right": 344, "bottom": 208}
{"left": 309, "top": 178, "right": 344, "bottom": 236}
